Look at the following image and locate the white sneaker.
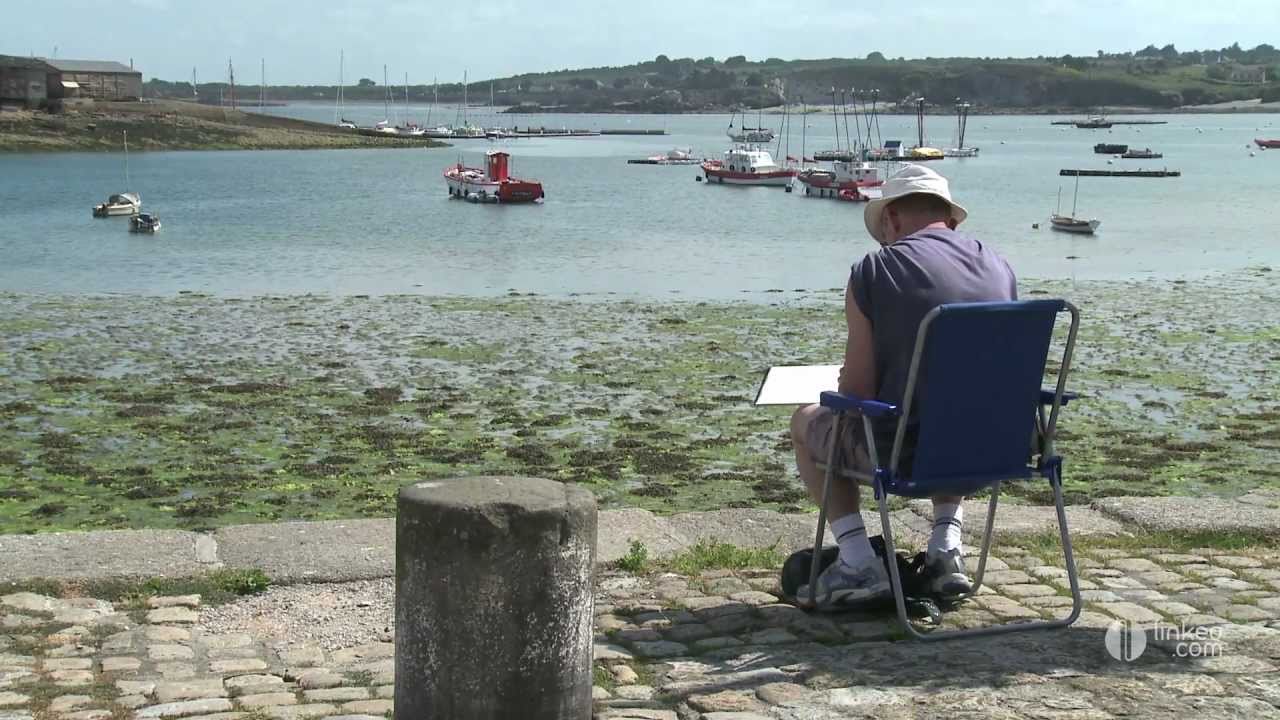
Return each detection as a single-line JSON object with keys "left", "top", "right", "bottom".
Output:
{"left": 797, "top": 559, "right": 891, "bottom": 610}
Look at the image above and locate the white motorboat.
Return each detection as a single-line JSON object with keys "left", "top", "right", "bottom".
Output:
{"left": 422, "top": 126, "right": 453, "bottom": 138}
{"left": 701, "top": 145, "right": 796, "bottom": 186}
{"left": 93, "top": 192, "right": 141, "bottom": 217}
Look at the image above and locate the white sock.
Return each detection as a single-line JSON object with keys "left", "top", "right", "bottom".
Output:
{"left": 929, "top": 502, "right": 964, "bottom": 555}
{"left": 831, "top": 513, "right": 876, "bottom": 569}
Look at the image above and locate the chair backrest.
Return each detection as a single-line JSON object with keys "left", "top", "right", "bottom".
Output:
{"left": 896, "top": 300, "right": 1063, "bottom": 492}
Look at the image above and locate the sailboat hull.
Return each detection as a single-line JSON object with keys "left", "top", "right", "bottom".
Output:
{"left": 1049, "top": 216, "right": 1099, "bottom": 234}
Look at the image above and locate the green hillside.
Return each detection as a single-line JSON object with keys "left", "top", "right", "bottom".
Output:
{"left": 145, "top": 43, "right": 1280, "bottom": 113}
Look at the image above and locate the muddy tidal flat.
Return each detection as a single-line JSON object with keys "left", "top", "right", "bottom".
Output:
{"left": 1, "top": 271, "right": 1277, "bottom": 533}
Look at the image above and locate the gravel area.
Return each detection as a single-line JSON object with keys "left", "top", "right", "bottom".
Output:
{"left": 199, "top": 578, "right": 394, "bottom": 650}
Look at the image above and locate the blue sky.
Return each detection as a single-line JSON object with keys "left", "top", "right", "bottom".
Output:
{"left": 4, "top": 0, "right": 1278, "bottom": 84}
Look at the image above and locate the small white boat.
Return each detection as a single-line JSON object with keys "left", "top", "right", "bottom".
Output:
{"left": 373, "top": 120, "right": 398, "bottom": 135}
{"left": 93, "top": 192, "right": 141, "bottom": 217}
{"left": 128, "top": 213, "right": 161, "bottom": 233}
{"left": 422, "top": 125, "right": 453, "bottom": 139}
{"left": 452, "top": 125, "right": 487, "bottom": 139}
{"left": 628, "top": 148, "right": 701, "bottom": 165}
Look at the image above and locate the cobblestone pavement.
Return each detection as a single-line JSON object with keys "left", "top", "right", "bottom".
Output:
{"left": 3, "top": 543, "right": 1280, "bottom": 719}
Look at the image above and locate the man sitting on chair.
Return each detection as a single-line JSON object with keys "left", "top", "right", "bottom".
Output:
{"left": 791, "top": 164, "right": 1017, "bottom": 608}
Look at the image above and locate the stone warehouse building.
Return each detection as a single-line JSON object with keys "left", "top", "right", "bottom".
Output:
{"left": 0, "top": 55, "right": 142, "bottom": 107}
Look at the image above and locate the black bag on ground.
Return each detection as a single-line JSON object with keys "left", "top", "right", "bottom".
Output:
{"left": 779, "top": 538, "right": 943, "bottom": 622}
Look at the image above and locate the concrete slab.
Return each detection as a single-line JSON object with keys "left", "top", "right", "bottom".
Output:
{"left": 0, "top": 529, "right": 209, "bottom": 584}
{"left": 213, "top": 520, "right": 394, "bottom": 584}
{"left": 1092, "top": 497, "right": 1280, "bottom": 535}
{"left": 909, "top": 500, "right": 1127, "bottom": 538}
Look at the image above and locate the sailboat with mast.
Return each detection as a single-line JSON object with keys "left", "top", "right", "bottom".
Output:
{"left": 395, "top": 73, "right": 425, "bottom": 136}
{"left": 373, "top": 65, "right": 398, "bottom": 134}
{"left": 726, "top": 108, "right": 775, "bottom": 143}
{"left": 334, "top": 52, "right": 356, "bottom": 128}
{"left": 422, "top": 77, "right": 452, "bottom": 138}
{"left": 92, "top": 130, "right": 141, "bottom": 217}
{"left": 943, "top": 99, "right": 979, "bottom": 157}
{"left": 452, "top": 71, "right": 486, "bottom": 138}
{"left": 1050, "top": 174, "right": 1100, "bottom": 234}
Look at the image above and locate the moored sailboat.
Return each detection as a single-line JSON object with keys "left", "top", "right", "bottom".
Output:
{"left": 93, "top": 130, "right": 141, "bottom": 217}
{"left": 1049, "top": 175, "right": 1100, "bottom": 234}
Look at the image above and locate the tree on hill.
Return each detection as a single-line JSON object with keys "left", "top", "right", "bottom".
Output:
{"left": 744, "top": 71, "right": 764, "bottom": 87}
{"left": 724, "top": 55, "right": 748, "bottom": 67}
{"left": 357, "top": 78, "right": 375, "bottom": 87}
{"left": 866, "top": 51, "right": 886, "bottom": 63}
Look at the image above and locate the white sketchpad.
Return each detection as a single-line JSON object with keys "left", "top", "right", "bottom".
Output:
{"left": 753, "top": 364, "right": 841, "bottom": 406}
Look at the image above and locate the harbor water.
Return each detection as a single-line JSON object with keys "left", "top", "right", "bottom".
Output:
{"left": 1, "top": 107, "right": 1276, "bottom": 298}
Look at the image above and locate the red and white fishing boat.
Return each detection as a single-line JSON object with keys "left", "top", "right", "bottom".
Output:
{"left": 701, "top": 146, "right": 796, "bottom": 187}
{"left": 795, "top": 159, "right": 884, "bottom": 200}
{"left": 444, "top": 151, "right": 544, "bottom": 204}
{"left": 1256, "top": 139, "right": 1280, "bottom": 149}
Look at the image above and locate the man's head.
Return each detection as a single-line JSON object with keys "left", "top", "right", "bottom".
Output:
{"left": 863, "top": 165, "right": 968, "bottom": 246}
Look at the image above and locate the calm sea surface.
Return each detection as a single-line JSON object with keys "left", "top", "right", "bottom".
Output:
{"left": 1, "top": 105, "right": 1276, "bottom": 298}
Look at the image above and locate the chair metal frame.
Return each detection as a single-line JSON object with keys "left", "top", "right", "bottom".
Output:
{"left": 803, "top": 300, "right": 1083, "bottom": 641}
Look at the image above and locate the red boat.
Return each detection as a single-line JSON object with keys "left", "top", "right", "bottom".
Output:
{"left": 444, "top": 151, "right": 544, "bottom": 203}
{"left": 1257, "top": 139, "right": 1280, "bottom": 149}
{"left": 795, "top": 160, "right": 884, "bottom": 200}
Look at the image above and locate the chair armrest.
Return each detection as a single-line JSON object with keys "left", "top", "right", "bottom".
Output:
{"left": 819, "top": 391, "right": 901, "bottom": 418}
{"left": 1040, "top": 389, "right": 1079, "bottom": 406}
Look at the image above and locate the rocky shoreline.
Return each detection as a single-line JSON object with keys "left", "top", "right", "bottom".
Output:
{"left": 0, "top": 100, "right": 447, "bottom": 153}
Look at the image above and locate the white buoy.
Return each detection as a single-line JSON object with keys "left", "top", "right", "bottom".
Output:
{"left": 1250, "top": 152, "right": 1257, "bottom": 157}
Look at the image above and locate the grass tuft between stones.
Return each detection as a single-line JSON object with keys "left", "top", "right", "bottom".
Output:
{"left": 1, "top": 567, "right": 271, "bottom": 608}
{"left": 610, "top": 539, "right": 785, "bottom": 576}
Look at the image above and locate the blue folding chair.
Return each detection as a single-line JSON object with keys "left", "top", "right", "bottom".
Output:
{"left": 806, "top": 299, "right": 1082, "bottom": 640}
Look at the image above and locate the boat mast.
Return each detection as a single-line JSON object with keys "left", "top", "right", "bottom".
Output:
{"left": 800, "top": 96, "right": 806, "bottom": 165}
{"left": 260, "top": 58, "right": 265, "bottom": 109}
{"left": 228, "top": 58, "right": 236, "bottom": 109}
{"left": 336, "top": 50, "right": 344, "bottom": 123}
{"left": 1056, "top": 186, "right": 1062, "bottom": 216}
{"left": 123, "top": 130, "right": 130, "bottom": 190}
{"left": 916, "top": 97, "right": 925, "bottom": 148}
{"left": 1071, "top": 173, "right": 1080, "bottom": 217}
{"left": 405, "top": 72, "right": 410, "bottom": 126}
{"left": 841, "top": 89, "right": 852, "bottom": 154}
{"left": 463, "top": 71, "right": 468, "bottom": 127}
{"left": 871, "top": 89, "right": 882, "bottom": 150}
{"left": 830, "top": 87, "right": 840, "bottom": 153}
{"left": 428, "top": 76, "right": 436, "bottom": 127}
{"left": 192, "top": 67, "right": 198, "bottom": 100}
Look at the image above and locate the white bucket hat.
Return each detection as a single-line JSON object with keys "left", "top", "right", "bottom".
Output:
{"left": 863, "top": 164, "right": 968, "bottom": 244}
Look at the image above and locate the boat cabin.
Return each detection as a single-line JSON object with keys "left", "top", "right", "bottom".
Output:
{"left": 721, "top": 146, "right": 783, "bottom": 174}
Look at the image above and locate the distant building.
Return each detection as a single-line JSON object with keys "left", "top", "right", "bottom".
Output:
{"left": 0, "top": 54, "right": 142, "bottom": 107}
{"left": 0, "top": 56, "right": 48, "bottom": 107}
{"left": 1228, "top": 65, "right": 1266, "bottom": 84}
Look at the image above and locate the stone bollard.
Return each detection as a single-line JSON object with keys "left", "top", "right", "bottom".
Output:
{"left": 396, "top": 476, "right": 597, "bottom": 720}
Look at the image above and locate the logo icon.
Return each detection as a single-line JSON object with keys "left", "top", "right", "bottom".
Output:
{"left": 1105, "top": 620, "right": 1147, "bottom": 661}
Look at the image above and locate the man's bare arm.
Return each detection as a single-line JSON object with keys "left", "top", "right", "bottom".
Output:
{"left": 838, "top": 279, "right": 876, "bottom": 398}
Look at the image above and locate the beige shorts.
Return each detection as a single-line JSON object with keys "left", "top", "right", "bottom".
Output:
{"left": 803, "top": 406, "right": 873, "bottom": 474}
